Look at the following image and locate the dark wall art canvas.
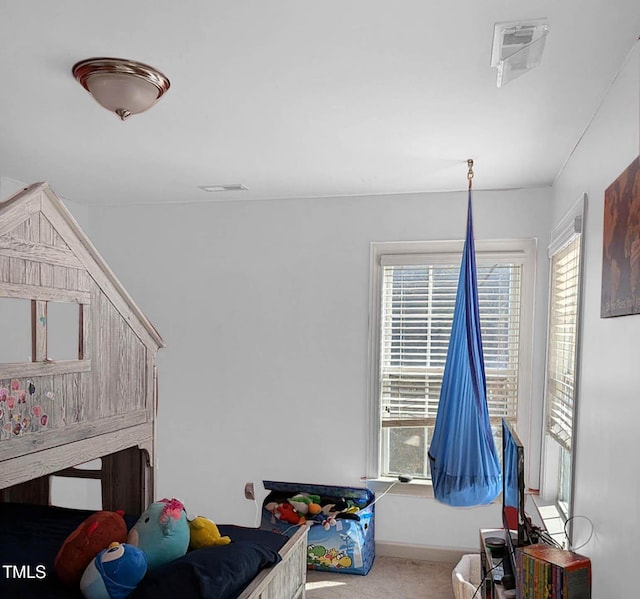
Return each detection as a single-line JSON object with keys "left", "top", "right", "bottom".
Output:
{"left": 601, "top": 156, "right": 640, "bottom": 317}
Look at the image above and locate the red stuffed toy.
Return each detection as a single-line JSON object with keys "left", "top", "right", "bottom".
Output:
{"left": 55, "top": 510, "right": 128, "bottom": 586}
{"left": 276, "top": 502, "right": 303, "bottom": 525}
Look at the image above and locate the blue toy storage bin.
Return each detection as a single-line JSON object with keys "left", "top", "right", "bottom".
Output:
{"left": 260, "top": 480, "right": 375, "bottom": 575}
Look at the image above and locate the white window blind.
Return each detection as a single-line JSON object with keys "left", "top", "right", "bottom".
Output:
{"left": 380, "top": 262, "right": 521, "bottom": 431}
{"left": 369, "top": 239, "right": 535, "bottom": 480}
{"left": 545, "top": 236, "right": 581, "bottom": 452}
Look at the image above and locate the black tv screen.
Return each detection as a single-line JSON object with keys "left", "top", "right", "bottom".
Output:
{"left": 502, "top": 418, "right": 527, "bottom": 555}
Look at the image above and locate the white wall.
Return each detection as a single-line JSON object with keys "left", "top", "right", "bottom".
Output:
{"left": 87, "top": 185, "right": 551, "bottom": 551}
{"left": 551, "top": 41, "right": 640, "bottom": 597}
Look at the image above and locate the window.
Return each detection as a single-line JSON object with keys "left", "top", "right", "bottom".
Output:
{"left": 541, "top": 195, "right": 585, "bottom": 526}
{"left": 368, "top": 239, "right": 536, "bottom": 480}
{"left": 47, "top": 301, "right": 83, "bottom": 361}
{"left": 0, "top": 298, "right": 86, "bottom": 365}
{"left": 0, "top": 298, "right": 32, "bottom": 363}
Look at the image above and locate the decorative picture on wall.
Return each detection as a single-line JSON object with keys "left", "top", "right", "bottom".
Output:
{"left": 601, "top": 156, "right": 640, "bottom": 317}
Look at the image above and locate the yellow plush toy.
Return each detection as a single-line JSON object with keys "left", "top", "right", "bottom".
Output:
{"left": 187, "top": 516, "right": 231, "bottom": 550}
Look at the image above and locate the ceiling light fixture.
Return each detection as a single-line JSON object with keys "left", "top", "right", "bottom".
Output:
{"left": 72, "top": 57, "right": 170, "bottom": 120}
{"left": 491, "top": 19, "right": 550, "bottom": 87}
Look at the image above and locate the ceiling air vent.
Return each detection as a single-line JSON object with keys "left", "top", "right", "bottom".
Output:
{"left": 491, "top": 19, "right": 550, "bottom": 87}
{"left": 198, "top": 184, "right": 248, "bottom": 192}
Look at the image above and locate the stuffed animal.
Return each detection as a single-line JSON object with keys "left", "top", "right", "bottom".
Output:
{"left": 80, "top": 542, "right": 147, "bottom": 599}
{"left": 321, "top": 515, "right": 337, "bottom": 531}
{"left": 287, "top": 493, "right": 321, "bottom": 516}
{"left": 265, "top": 501, "right": 279, "bottom": 516}
{"left": 127, "top": 498, "right": 189, "bottom": 570}
{"left": 321, "top": 503, "right": 335, "bottom": 516}
{"left": 55, "top": 510, "right": 128, "bottom": 586}
{"left": 276, "top": 502, "right": 304, "bottom": 525}
{"left": 319, "top": 500, "right": 361, "bottom": 522}
{"left": 187, "top": 516, "right": 231, "bottom": 550}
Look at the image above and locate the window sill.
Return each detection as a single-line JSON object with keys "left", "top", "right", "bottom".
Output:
{"left": 364, "top": 477, "right": 435, "bottom": 499}
{"left": 531, "top": 495, "right": 568, "bottom": 548}
{"left": 364, "top": 478, "right": 506, "bottom": 504}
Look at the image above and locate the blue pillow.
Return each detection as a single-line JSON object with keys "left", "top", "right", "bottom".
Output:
{"left": 129, "top": 542, "right": 281, "bottom": 599}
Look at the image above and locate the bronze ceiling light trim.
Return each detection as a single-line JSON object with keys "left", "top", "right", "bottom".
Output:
{"left": 72, "top": 57, "right": 170, "bottom": 120}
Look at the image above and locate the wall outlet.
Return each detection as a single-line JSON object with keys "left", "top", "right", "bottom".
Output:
{"left": 244, "top": 482, "right": 255, "bottom": 501}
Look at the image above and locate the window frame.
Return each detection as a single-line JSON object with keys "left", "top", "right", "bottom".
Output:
{"left": 540, "top": 194, "right": 586, "bottom": 541}
{"left": 0, "top": 291, "right": 90, "bottom": 379}
{"left": 367, "top": 238, "right": 537, "bottom": 482}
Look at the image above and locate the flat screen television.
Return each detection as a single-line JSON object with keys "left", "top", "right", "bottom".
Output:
{"left": 501, "top": 418, "right": 528, "bottom": 576}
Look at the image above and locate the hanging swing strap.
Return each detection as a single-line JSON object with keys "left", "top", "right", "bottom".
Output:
{"left": 467, "top": 159, "right": 474, "bottom": 190}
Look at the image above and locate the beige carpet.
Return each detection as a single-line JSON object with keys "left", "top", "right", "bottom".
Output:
{"left": 305, "top": 556, "right": 456, "bottom": 598}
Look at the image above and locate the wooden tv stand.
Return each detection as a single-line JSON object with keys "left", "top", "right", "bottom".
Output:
{"left": 479, "top": 528, "right": 516, "bottom": 599}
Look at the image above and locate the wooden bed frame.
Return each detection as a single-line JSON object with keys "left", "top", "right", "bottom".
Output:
{"left": 0, "top": 182, "right": 308, "bottom": 598}
{"left": 239, "top": 524, "right": 308, "bottom": 599}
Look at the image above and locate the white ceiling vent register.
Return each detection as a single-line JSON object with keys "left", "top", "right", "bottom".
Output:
{"left": 198, "top": 184, "right": 248, "bottom": 192}
{"left": 491, "top": 19, "right": 550, "bottom": 87}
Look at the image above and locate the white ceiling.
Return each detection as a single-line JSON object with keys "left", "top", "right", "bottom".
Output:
{"left": 1, "top": 1, "right": 639, "bottom": 205}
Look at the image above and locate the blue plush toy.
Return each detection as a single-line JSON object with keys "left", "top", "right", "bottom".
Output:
{"left": 127, "top": 498, "right": 190, "bottom": 570}
{"left": 80, "top": 543, "right": 147, "bottom": 599}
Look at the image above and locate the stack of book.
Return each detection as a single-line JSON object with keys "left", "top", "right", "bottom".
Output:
{"left": 516, "top": 544, "right": 591, "bottom": 599}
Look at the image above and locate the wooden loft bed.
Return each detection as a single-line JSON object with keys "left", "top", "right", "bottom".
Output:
{"left": 0, "top": 183, "right": 308, "bottom": 599}
{"left": 0, "top": 182, "right": 163, "bottom": 512}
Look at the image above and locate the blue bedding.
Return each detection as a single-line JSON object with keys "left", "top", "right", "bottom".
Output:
{"left": 0, "top": 502, "right": 285, "bottom": 599}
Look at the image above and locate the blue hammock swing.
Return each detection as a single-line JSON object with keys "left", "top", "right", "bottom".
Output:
{"left": 428, "top": 180, "right": 502, "bottom": 507}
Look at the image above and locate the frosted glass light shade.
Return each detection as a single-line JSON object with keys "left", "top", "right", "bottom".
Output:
{"left": 73, "top": 58, "right": 170, "bottom": 120}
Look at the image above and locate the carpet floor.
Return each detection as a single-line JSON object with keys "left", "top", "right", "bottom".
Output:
{"left": 305, "top": 556, "right": 456, "bottom": 598}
